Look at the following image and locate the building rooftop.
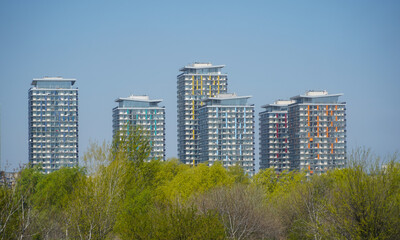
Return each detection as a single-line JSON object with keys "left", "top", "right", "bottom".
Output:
{"left": 261, "top": 99, "right": 295, "bottom": 109}
{"left": 115, "top": 95, "right": 163, "bottom": 103}
{"left": 291, "top": 90, "right": 343, "bottom": 100}
{"left": 208, "top": 93, "right": 251, "bottom": 100}
{"left": 289, "top": 90, "right": 345, "bottom": 104}
{"left": 179, "top": 62, "right": 225, "bottom": 71}
{"left": 31, "top": 76, "right": 76, "bottom": 86}
{"left": 203, "top": 93, "right": 252, "bottom": 106}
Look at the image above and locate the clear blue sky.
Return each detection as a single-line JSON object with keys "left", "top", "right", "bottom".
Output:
{"left": 1, "top": 0, "right": 399, "bottom": 171}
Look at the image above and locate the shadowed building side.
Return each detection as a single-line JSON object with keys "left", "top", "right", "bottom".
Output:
{"left": 259, "top": 100, "right": 295, "bottom": 173}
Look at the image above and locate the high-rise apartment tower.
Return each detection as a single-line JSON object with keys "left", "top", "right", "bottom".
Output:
{"left": 198, "top": 93, "right": 255, "bottom": 175}
{"left": 259, "top": 100, "right": 294, "bottom": 173}
{"left": 28, "top": 77, "right": 78, "bottom": 173}
{"left": 112, "top": 95, "right": 166, "bottom": 161}
{"left": 177, "top": 63, "right": 228, "bottom": 165}
{"left": 288, "top": 91, "right": 346, "bottom": 175}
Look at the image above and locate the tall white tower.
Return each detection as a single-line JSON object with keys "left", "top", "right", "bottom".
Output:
{"left": 28, "top": 77, "right": 79, "bottom": 173}
{"left": 177, "top": 63, "right": 228, "bottom": 165}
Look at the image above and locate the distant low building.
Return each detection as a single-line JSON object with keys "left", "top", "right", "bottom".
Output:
{"left": 0, "top": 171, "right": 19, "bottom": 188}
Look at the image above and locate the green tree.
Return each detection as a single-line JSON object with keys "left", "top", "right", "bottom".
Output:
{"left": 322, "top": 153, "right": 400, "bottom": 239}
{"left": 161, "top": 162, "right": 235, "bottom": 201}
{"left": 31, "top": 167, "right": 85, "bottom": 239}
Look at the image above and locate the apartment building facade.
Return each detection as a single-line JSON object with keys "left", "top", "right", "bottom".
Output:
{"left": 177, "top": 63, "right": 228, "bottom": 165}
{"left": 288, "top": 91, "right": 346, "bottom": 175}
{"left": 112, "top": 95, "right": 166, "bottom": 161}
{"left": 28, "top": 77, "right": 78, "bottom": 173}
{"left": 259, "top": 100, "right": 294, "bottom": 173}
{"left": 199, "top": 93, "right": 255, "bottom": 175}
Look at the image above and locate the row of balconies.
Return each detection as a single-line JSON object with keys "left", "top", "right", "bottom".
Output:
{"left": 205, "top": 121, "right": 254, "bottom": 125}
{"left": 266, "top": 140, "right": 288, "bottom": 143}
{"left": 30, "top": 140, "right": 77, "bottom": 144}
{"left": 298, "top": 111, "right": 345, "bottom": 116}
{"left": 118, "top": 118, "right": 164, "bottom": 122}
{"left": 32, "top": 150, "right": 77, "bottom": 154}
{"left": 298, "top": 130, "right": 346, "bottom": 134}
{"left": 31, "top": 148, "right": 77, "bottom": 151}
{"left": 204, "top": 128, "right": 254, "bottom": 132}
{"left": 30, "top": 116, "right": 77, "bottom": 119}
{"left": 182, "top": 77, "right": 227, "bottom": 83}
{"left": 30, "top": 126, "right": 78, "bottom": 131}
{"left": 31, "top": 135, "right": 77, "bottom": 139}
{"left": 30, "top": 134, "right": 77, "bottom": 138}
{"left": 118, "top": 123, "right": 165, "bottom": 127}
{"left": 31, "top": 156, "right": 77, "bottom": 159}
{"left": 30, "top": 121, "right": 78, "bottom": 126}
{"left": 30, "top": 118, "right": 78, "bottom": 121}
{"left": 201, "top": 136, "right": 253, "bottom": 140}
{"left": 31, "top": 91, "right": 77, "bottom": 95}
{"left": 299, "top": 156, "right": 346, "bottom": 160}
{"left": 31, "top": 163, "right": 77, "bottom": 167}
{"left": 205, "top": 141, "right": 254, "bottom": 146}
{"left": 208, "top": 162, "right": 254, "bottom": 167}
{"left": 199, "top": 111, "right": 254, "bottom": 115}
{"left": 31, "top": 125, "right": 77, "bottom": 129}
{"left": 298, "top": 139, "right": 346, "bottom": 144}
{"left": 204, "top": 146, "right": 254, "bottom": 150}
{"left": 206, "top": 153, "right": 254, "bottom": 157}
{"left": 268, "top": 150, "right": 289, "bottom": 154}
{"left": 298, "top": 140, "right": 345, "bottom": 145}
{"left": 268, "top": 161, "right": 290, "bottom": 164}
{"left": 299, "top": 161, "right": 345, "bottom": 166}
{"left": 150, "top": 145, "right": 165, "bottom": 148}
{"left": 30, "top": 103, "right": 78, "bottom": 107}
{"left": 31, "top": 111, "right": 77, "bottom": 115}
{"left": 30, "top": 99, "right": 77, "bottom": 102}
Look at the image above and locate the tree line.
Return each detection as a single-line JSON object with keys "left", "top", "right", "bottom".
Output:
{"left": 0, "top": 128, "right": 399, "bottom": 239}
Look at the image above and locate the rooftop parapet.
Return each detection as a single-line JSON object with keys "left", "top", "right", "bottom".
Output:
{"left": 179, "top": 62, "right": 225, "bottom": 74}
{"left": 290, "top": 90, "right": 344, "bottom": 104}
{"left": 31, "top": 77, "right": 77, "bottom": 89}
{"left": 261, "top": 99, "right": 295, "bottom": 109}
{"left": 115, "top": 95, "right": 163, "bottom": 108}
{"left": 203, "top": 93, "right": 252, "bottom": 106}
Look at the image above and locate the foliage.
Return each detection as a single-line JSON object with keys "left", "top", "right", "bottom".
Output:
{"left": 2, "top": 142, "right": 399, "bottom": 240}
{"left": 161, "top": 162, "right": 235, "bottom": 201}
